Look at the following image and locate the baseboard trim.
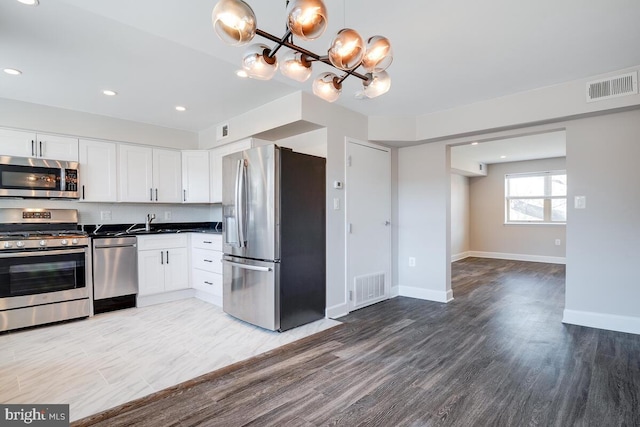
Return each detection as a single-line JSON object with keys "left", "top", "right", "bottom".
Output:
{"left": 136, "top": 289, "right": 196, "bottom": 308}
{"left": 326, "top": 302, "right": 349, "bottom": 319}
{"left": 563, "top": 309, "right": 640, "bottom": 335}
{"left": 399, "top": 286, "right": 453, "bottom": 303}
{"left": 390, "top": 285, "right": 400, "bottom": 298}
{"left": 467, "top": 251, "right": 566, "bottom": 265}
{"left": 451, "top": 251, "right": 470, "bottom": 262}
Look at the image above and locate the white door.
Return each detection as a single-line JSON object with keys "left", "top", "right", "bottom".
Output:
{"left": 346, "top": 139, "right": 391, "bottom": 311}
{"left": 152, "top": 149, "right": 182, "bottom": 203}
{"left": 118, "top": 144, "right": 153, "bottom": 202}
{"left": 79, "top": 139, "right": 117, "bottom": 202}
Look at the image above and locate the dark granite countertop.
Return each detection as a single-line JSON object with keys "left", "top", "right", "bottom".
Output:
{"left": 84, "top": 222, "right": 222, "bottom": 237}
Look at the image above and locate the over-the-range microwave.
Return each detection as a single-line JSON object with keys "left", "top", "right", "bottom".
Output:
{"left": 0, "top": 156, "right": 79, "bottom": 199}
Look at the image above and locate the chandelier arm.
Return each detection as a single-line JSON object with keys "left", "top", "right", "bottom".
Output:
{"left": 266, "top": 29, "right": 292, "bottom": 59}
{"left": 255, "top": 28, "right": 368, "bottom": 81}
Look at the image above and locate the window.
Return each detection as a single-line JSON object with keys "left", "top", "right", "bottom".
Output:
{"left": 505, "top": 171, "right": 567, "bottom": 224}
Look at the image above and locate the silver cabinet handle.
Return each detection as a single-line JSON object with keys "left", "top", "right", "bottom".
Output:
{"left": 166, "top": 250, "right": 169, "bottom": 264}
{"left": 204, "top": 259, "right": 213, "bottom": 263}
{"left": 204, "top": 281, "right": 213, "bottom": 285}
{"left": 223, "top": 260, "right": 272, "bottom": 272}
{"left": 39, "top": 140, "right": 43, "bottom": 157}
{"left": 150, "top": 188, "right": 153, "bottom": 202}
{"left": 155, "top": 188, "right": 158, "bottom": 201}
{"left": 161, "top": 251, "right": 164, "bottom": 264}
{"left": 31, "top": 140, "right": 35, "bottom": 156}
{"left": 203, "top": 241, "right": 212, "bottom": 244}
{"left": 183, "top": 189, "right": 187, "bottom": 202}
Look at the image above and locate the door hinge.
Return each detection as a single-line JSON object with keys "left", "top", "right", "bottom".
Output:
{"left": 348, "top": 223, "right": 353, "bottom": 234}
{"left": 349, "top": 290, "right": 353, "bottom": 301}
{"left": 347, "top": 155, "right": 352, "bottom": 167}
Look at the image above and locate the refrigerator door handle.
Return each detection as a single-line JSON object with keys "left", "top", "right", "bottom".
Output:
{"left": 235, "top": 159, "right": 247, "bottom": 248}
{"left": 223, "top": 260, "right": 272, "bottom": 272}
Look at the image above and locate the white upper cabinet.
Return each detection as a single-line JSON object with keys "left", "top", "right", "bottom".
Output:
{"left": 78, "top": 139, "right": 117, "bottom": 202}
{"left": 118, "top": 144, "right": 182, "bottom": 203}
{"left": 181, "top": 150, "right": 210, "bottom": 203}
{"left": 0, "top": 128, "right": 78, "bottom": 161}
{"left": 153, "top": 149, "right": 182, "bottom": 203}
{"left": 209, "top": 138, "right": 269, "bottom": 203}
{"left": 118, "top": 144, "right": 154, "bottom": 202}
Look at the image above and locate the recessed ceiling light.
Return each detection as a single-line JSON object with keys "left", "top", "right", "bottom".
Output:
{"left": 471, "top": 142, "right": 479, "bottom": 146}
{"left": 17, "top": 0, "right": 39, "bottom": 5}
{"left": 236, "top": 69, "right": 248, "bottom": 78}
{"left": 175, "top": 106, "right": 187, "bottom": 112}
{"left": 500, "top": 155, "right": 507, "bottom": 159}
{"left": 3, "top": 68, "right": 22, "bottom": 76}
{"left": 102, "top": 90, "right": 117, "bottom": 96}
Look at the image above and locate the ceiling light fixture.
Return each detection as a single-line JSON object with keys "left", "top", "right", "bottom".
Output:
{"left": 211, "top": 0, "right": 393, "bottom": 103}
{"left": 500, "top": 155, "right": 507, "bottom": 159}
{"left": 16, "top": 0, "right": 39, "bottom": 6}
{"left": 102, "top": 90, "right": 117, "bottom": 96}
{"left": 3, "top": 68, "right": 22, "bottom": 76}
{"left": 175, "top": 106, "right": 187, "bottom": 112}
{"left": 471, "top": 142, "right": 479, "bottom": 146}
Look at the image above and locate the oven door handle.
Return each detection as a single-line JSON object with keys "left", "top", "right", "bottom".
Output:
{"left": 0, "top": 248, "right": 87, "bottom": 258}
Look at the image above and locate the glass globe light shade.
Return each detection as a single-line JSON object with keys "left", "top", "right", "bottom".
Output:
{"left": 362, "top": 36, "right": 393, "bottom": 72}
{"left": 212, "top": 0, "right": 257, "bottom": 46}
{"left": 328, "top": 28, "right": 365, "bottom": 70}
{"left": 287, "top": 0, "right": 328, "bottom": 41}
{"left": 312, "top": 72, "right": 342, "bottom": 102}
{"left": 280, "top": 50, "right": 312, "bottom": 82}
{"left": 363, "top": 71, "right": 391, "bottom": 98}
{"left": 242, "top": 44, "right": 278, "bottom": 80}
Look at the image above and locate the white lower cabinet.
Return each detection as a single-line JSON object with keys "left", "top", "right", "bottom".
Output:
{"left": 190, "top": 233, "right": 223, "bottom": 306}
{"left": 137, "top": 234, "right": 189, "bottom": 297}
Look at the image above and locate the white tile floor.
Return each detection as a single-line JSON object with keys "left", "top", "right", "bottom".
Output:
{"left": 0, "top": 298, "right": 340, "bottom": 421}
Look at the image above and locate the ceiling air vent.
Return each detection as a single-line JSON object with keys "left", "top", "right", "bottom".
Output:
{"left": 586, "top": 71, "right": 638, "bottom": 102}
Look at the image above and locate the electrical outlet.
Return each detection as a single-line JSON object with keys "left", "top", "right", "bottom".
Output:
{"left": 409, "top": 257, "right": 416, "bottom": 267}
{"left": 164, "top": 211, "right": 172, "bottom": 220}
{"left": 555, "top": 239, "right": 561, "bottom": 246}
{"left": 100, "top": 211, "right": 112, "bottom": 221}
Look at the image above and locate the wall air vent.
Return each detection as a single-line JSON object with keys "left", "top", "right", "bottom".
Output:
{"left": 354, "top": 272, "right": 385, "bottom": 308}
{"left": 586, "top": 71, "right": 638, "bottom": 102}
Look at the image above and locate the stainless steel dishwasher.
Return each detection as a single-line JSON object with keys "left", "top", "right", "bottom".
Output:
{"left": 92, "top": 236, "right": 138, "bottom": 314}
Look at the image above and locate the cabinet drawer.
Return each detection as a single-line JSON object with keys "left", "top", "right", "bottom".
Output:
{"left": 191, "top": 233, "right": 222, "bottom": 250}
{"left": 191, "top": 269, "right": 222, "bottom": 296}
{"left": 137, "top": 234, "right": 188, "bottom": 250}
{"left": 192, "top": 248, "right": 222, "bottom": 273}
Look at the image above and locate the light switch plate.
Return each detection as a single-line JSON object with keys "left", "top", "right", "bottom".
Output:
{"left": 100, "top": 211, "right": 112, "bottom": 221}
{"left": 574, "top": 195, "right": 586, "bottom": 209}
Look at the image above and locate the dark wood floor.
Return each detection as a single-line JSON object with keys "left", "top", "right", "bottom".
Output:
{"left": 74, "top": 258, "right": 640, "bottom": 426}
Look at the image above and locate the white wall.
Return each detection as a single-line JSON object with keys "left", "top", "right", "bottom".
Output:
{"left": 397, "top": 142, "right": 452, "bottom": 303}
{"left": 277, "top": 128, "right": 327, "bottom": 158}
{"left": 451, "top": 173, "right": 470, "bottom": 260}
{"left": 0, "top": 98, "right": 198, "bottom": 149}
{"left": 468, "top": 158, "right": 566, "bottom": 262}
{"left": 563, "top": 109, "right": 640, "bottom": 334}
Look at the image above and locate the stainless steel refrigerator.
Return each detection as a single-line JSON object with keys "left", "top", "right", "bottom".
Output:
{"left": 222, "top": 144, "right": 326, "bottom": 331}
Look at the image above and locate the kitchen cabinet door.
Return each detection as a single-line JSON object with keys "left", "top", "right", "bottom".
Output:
{"left": 0, "top": 128, "right": 36, "bottom": 157}
{"left": 36, "top": 133, "right": 79, "bottom": 161}
{"left": 118, "top": 144, "right": 153, "bottom": 202}
{"left": 153, "top": 148, "right": 182, "bottom": 203}
{"left": 181, "top": 150, "right": 210, "bottom": 203}
{"left": 164, "top": 247, "right": 189, "bottom": 291}
{"left": 138, "top": 250, "right": 166, "bottom": 296}
{"left": 78, "top": 139, "right": 117, "bottom": 202}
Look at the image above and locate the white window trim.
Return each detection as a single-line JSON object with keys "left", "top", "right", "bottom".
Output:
{"left": 505, "top": 170, "right": 567, "bottom": 224}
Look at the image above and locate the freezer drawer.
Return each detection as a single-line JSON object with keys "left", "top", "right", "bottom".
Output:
{"left": 222, "top": 255, "right": 279, "bottom": 331}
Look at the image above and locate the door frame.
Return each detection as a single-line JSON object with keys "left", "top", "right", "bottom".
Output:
{"left": 344, "top": 137, "right": 392, "bottom": 312}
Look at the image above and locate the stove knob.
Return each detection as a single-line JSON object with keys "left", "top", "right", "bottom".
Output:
{"left": 3, "top": 242, "right": 12, "bottom": 249}
{"left": 71, "top": 238, "right": 79, "bottom": 245}
{"left": 61, "top": 239, "right": 69, "bottom": 246}
{"left": 16, "top": 241, "right": 25, "bottom": 248}
{"left": 39, "top": 240, "right": 47, "bottom": 247}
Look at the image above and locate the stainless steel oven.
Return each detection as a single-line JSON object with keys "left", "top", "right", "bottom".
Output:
{"left": 0, "top": 156, "right": 79, "bottom": 198}
{"left": 0, "top": 209, "right": 90, "bottom": 332}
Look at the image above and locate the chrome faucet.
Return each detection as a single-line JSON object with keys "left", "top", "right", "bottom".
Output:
{"left": 145, "top": 213, "right": 156, "bottom": 231}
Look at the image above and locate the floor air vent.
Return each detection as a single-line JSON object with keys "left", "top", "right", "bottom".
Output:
{"left": 354, "top": 272, "right": 385, "bottom": 307}
{"left": 586, "top": 71, "right": 638, "bottom": 102}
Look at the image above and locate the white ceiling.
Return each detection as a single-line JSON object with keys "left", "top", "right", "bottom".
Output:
{"left": 451, "top": 131, "right": 566, "bottom": 165}
{"left": 1, "top": 0, "right": 640, "bottom": 133}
